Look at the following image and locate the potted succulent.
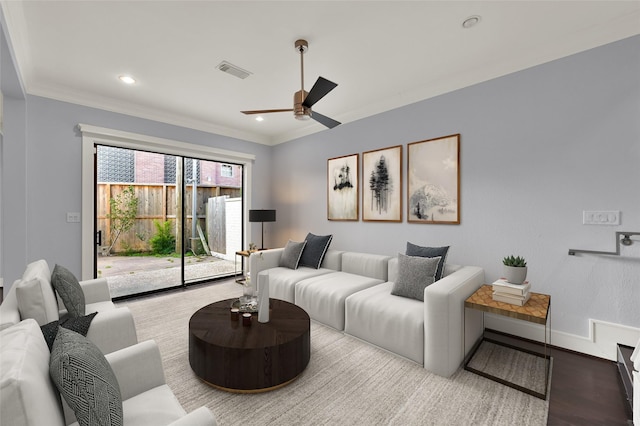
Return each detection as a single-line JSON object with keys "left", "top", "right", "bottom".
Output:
{"left": 502, "top": 255, "right": 527, "bottom": 284}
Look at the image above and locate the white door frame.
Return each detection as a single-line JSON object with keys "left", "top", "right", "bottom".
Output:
{"left": 78, "top": 124, "right": 255, "bottom": 280}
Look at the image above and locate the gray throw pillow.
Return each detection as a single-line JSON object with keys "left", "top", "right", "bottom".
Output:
{"left": 406, "top": 242, "right": 450, "bottom": 281}
{"left": 41, "top": 312, "right": 98, "bottom": 352}
{"left": 49, "top": 327, "right": 123, "bottom": 426}
{"left": 279, "top": 240, "right": 307, "bottom": 269}
{"left": 51, "top": 264, "right": 85, "bottom": 317}
{"left": 391, "top": 253, "right": 441, "bottom": 301}
{"left": 299, "top": 233, "right": 333, "bottom": 269}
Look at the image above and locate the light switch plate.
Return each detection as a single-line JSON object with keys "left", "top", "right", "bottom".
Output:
{"left": 583, "top": 210, "right": 620, "bottom": 225}
{"left": 66, "top": 212, "right": 81, "bottom": 223}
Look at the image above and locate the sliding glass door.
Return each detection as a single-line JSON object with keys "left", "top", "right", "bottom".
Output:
{"left": 95, "top": 145, "right": 243, "bottom": 298}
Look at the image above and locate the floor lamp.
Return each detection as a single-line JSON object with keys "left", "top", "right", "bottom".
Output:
{"left": 249, "top": 209, "right": 276, "bottom": 250}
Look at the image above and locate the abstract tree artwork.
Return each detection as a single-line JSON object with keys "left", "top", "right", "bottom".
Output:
{"left": 408, "top": 134, "right": 460, "bottom": 224}
{"left": 327, "top": 153, "right": 359, "bottom": 221}
{"left": 362, "top": 145, "right": 402, "bottom": 222}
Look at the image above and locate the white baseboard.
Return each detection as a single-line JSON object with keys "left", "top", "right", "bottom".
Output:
{"left": 484, "top": 314, "right": 640, "bottom": 361}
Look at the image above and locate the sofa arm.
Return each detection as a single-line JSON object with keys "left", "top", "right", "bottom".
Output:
{"left": 79, "top": 277, "right": 112, "bottom": 304}
{"left": 634, "top": 370, "right": 639, "bottom": 424}
{"left": 105, "top": 340, "right": 166, "bottom": 401}
{"left": 249, "top": 249, "right": 283, "bottom": 278}
{"left": 168, "top": 407, "right": 217, "bottom": 426}
{"left": 86, "top": 307, "right": 138, "bottom": 354}
{"left": 423, "top": 266, "right": 484, "bottom": 377}
{"left": 0, "top": 280, "right": 20, "bottom": 328}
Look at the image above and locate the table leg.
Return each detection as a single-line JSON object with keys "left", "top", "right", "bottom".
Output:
{"left": 464, "top": 313, "right": 551, "bottom": 400}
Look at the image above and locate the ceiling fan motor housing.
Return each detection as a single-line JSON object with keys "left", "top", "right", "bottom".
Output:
{"left": 294, "top": 39, "right": 308, "bottom": 53}
{"left": 294, "top": 90, "right": 311, "bottom": 120}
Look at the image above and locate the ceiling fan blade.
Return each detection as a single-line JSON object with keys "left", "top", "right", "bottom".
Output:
{"left": 241, "top": 109, "right": 293, "bottom": 115}
{"left": 302, "top": 77, "right": 337, "bottom": 108}
{"left": 311, "top": 111, "right": 341, "bottom": 129}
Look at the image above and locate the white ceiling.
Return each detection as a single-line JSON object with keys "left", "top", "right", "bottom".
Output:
{"left": 2, "top": 1, "right": 639, "bottom": 145}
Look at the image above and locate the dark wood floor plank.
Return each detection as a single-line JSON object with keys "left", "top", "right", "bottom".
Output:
{"left": 483, "top": 330, "right": 630, "bottom": 425}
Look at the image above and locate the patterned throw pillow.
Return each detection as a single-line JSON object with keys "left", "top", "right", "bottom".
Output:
{"left": 279, "top": 240, "right": 307, "bottom": 270}
{"left": 40, "top": 312, "right": 98, "bottom": 351}
{"left": 299, "top": 233, "right": 333, "bottom": 269}
{"left": 391, "top": 253, "right": 441, "bottom": 301}
{"left": 51, "top": 264, "right": 86, "bottom": 317}
{"left": 406, "top": 242, "right": 450, "bottom": 281}
{"left": 49, "top": 327, "right": 123, "bottom": 426}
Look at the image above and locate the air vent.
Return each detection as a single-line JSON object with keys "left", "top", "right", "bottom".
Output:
{"left": 216, "top": 61, "right": 252, "bottom": 79}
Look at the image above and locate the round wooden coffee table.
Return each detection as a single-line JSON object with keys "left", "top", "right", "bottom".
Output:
{"left": 188, "top": 298, "right": 310, "bottom": 393}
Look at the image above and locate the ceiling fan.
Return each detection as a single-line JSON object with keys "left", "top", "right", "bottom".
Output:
{"left": 241, "top": 39, "right": 341, "bottom": 129}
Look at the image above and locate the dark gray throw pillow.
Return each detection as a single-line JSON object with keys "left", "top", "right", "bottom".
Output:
{"left": 391, "top": 253, "right": 441, "bottom": 301}
{"left": 51, "top": 264, "right": 86, "bottom": 317}
{"left": 406, "top": 242, "right": 450, "bottom": 281}
{"left": 41, "top": 312, "right": 98, "bottom": 351}
{"left": 279, "top": 240, "right": 307, "bottom": 269}
{"left": 299, "top": 233, "right": 333, "bottom": 269}
{"left": 49, "top": 327, "right": 123, "bottom": 426}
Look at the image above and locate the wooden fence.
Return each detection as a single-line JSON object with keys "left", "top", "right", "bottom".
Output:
{"left": 98, "top": 183, "right": 241, "bottom": 254}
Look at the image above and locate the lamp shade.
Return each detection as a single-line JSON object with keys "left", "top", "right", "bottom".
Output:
{"left": 249, "top": 209, "right": 276, "bottom": 223}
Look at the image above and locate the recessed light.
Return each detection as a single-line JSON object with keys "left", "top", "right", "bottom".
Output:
{"left": 462, "top": 15, "right": 481, "bottom": 29}
{"left": 255, "top": 116, "right": 264, "bottom": 122}
{"left": 118, "top": 75, "right": 136, "bottom": 85}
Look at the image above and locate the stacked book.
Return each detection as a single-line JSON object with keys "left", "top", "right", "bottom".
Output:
{"left": 492, "top": 279, "right": 531, "bottom": 306}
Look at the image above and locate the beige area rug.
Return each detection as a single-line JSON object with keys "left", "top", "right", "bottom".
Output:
{"left": 119, "top": 280, "right": 550, "bottom": 425}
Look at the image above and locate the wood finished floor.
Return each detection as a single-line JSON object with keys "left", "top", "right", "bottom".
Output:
{"left": 485, "top": 330, "right": 631, "bottom": 426}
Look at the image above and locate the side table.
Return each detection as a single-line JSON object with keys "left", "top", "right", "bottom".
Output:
{"left": 464, "top": 284, "right": 551, "bottom": 399}
{"left": 235, "top": 250, "right": 257, "bottom": 284}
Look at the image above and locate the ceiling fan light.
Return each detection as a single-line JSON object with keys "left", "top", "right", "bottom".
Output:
{"left": 295, "top": 114, "right": 311, "bottom": 121}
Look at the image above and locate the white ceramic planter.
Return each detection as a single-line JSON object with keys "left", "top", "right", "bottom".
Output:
{"left": 503, "top": 265, "right": 527, "bottom": 284}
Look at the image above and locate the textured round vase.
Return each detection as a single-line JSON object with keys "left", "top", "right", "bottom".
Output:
{"left": 503, "top": 266, "right": 527, "bottom": 284}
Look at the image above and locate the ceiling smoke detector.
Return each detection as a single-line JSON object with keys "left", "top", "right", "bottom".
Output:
{"left": 216, "top": 61, "right": 252, "bottom": 79}
{"left": 462, "top": 15, "right": 481, "bottom": 29}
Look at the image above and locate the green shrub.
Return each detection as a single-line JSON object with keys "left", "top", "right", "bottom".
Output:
{"left": 149, "top": 220, "right": 176, "bottom": 255}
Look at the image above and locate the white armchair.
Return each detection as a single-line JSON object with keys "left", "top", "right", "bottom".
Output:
{"left": 0, "top": 319, "right": 216, "bottom": 426}
{"left": 0, "top": 259, "right": 137, "bottom": 354}
{"left": 101, "top": 340, "right": 215, "bottom": 426}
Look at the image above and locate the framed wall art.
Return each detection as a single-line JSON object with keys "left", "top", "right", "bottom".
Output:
{"left": 407, "top": 134, "right": 460, "bottom": 224}
{"left": 327, "top": 153, "right": 359, "bottom": 221}
{"left": 362, "top": 145, "right": 402, "bottom": 222}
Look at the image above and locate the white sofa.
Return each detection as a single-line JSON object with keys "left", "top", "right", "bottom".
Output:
{"left": 345, "top": 258, "right": 484, "bottom": 377}
{"left": 0, "top": 259, "right": 137, "bottom": 354}
{"left": 0, "top": 318, "right": 216, "bottom": 426}
{"left": 254, "top": 249, "right": 344, "bottom": 303}
{"left": 295, "top": 251, "right": 391, "bottom": 330}
{"left": 250, "top": 248, "right": 485, "bottom": 377}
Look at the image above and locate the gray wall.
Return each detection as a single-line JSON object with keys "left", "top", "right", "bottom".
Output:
{"left": 1, "top": 14, "right": 28, "bottom": 288}
{"left": 271, "top": 35, "right": 640, "bottom": 338}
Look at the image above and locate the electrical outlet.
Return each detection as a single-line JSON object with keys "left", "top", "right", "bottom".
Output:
{"left": 583, "top": 210, "right": 620, "bottom": 225}
{"left": 66, "top": 212, "right": 81, "bottom": 223}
